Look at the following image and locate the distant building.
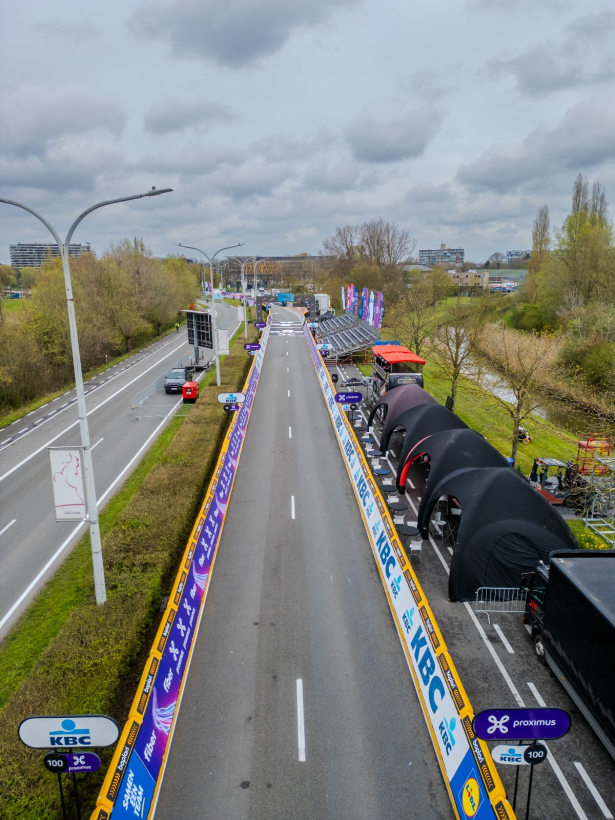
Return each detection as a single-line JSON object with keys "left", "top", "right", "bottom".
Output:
{"left": 446, "top": 269, "right": 488, "bottom": 289}
{"left": 418, "top": 243, "right": 464, "bottom": 266}
{"left": 506, "top": 249, "right": 530, "bottom": 263}
{"left": 9, "top": 242, "right": 91, "bottom": 270}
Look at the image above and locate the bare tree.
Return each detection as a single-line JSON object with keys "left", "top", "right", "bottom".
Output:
{"left": 387, "top": 281, "right": 437, "bottom": 359}
{"left": 359, "top": 219, "right": 416, "bottom": 270}
{"left": 525, "top": 204, "right": 550, "bottom": 303}
{"left": 322, "top": 225, "right": 360, "bottom": 259}
{"left": 431, "top": 300, "right": 484, "bottom": 411}
{"left": 479, "top": 326, "right": 557, "bottom": 467}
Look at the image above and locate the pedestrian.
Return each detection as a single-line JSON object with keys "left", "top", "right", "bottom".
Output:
{"left": 175, "top": 321, "right": 180, "bottom": 333}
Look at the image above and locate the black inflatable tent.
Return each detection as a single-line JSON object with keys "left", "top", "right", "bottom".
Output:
{"left": 383, "top": 403, "right": 468, "bottom": 464}
{"left": 367, "top": 384, "right": 436, "bottom": 427}
{"left": 418, "top": 467, "right": 579, "bottom": 601}
{"left": 406, "top": 428, "right": 510, "bottom": 503}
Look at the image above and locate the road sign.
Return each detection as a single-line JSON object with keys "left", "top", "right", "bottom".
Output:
{"left": 491, "top": 745, "right": 530, "bottom": 765}
{"left": 473, "top": 708, "right": 571, "bottom": 741}
{"left": 44, "top": 752, "right": 67, "bottom": 773}
{"left": 335, "top": 392, "right": 363, "bottom": 404}
{"left": 523, "top": 743, "right": 548, "bottom": 766}
{"left": 223, "top": 403, "right": 240, "bottom": 412}
{"left": 307, "top": 322, "right": 317, "bottom": 328}
{"left": 217, "top": 392, "right": 245, "bottom": 404}
{"left": 254, "top": 321, "right": 266, "bottom": 329}
{"left": 244, "top": 343, "right": 261, "bottom": 351}
{"left": 185, "top": 310, "right": 213, "bottom": 349}
{"left": 316, "top": 343, "right": 333, "bottom": 351}
{"left": 19, "top": 715, "right": 120, "bottom": 749}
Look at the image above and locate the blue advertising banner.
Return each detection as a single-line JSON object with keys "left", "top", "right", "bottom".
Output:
{"left": 302, "top": 323, "right": 515, "bottom": 820}
{"left": 93, "top": 322, "right": 272, "bottom": 820}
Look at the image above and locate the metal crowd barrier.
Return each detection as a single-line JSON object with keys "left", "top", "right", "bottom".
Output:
{"left": 472, "top": 586, "right": 527, "bottom": 624}
{"left": 132, "top": 403, "right": 193, "bottom": 421}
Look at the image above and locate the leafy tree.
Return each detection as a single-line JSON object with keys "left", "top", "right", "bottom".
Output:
{"left": 0, "top": 265, "right": 15, "bottom": 288}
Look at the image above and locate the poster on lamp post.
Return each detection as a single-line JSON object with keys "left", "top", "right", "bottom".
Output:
{"left": 48, "top": 447, "right": 87, "bottom": 522}
{"left": 217, "top": 329, "right": 230, "bottom": 355}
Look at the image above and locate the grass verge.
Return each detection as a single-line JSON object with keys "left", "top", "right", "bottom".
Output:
{"left": 0, "top": 325, "right": 258, "bottom": 819}
{"left": 355, "top": 357, "right": 607, "bottom": 549}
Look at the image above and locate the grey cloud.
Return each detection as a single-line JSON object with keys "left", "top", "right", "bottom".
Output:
{"left": 144, "top": 98, "right": 238, "bottom": 134}
{"left": 31, "top": 18, "right": 101, "bottom": 40}
{"left": 0, "top": 86, "right": 126, "bottom": 159}
{"left": 129, "top": 0, "right": 360, "bottom": 68}
{"left": 566, "top": 9, "right": 615, "bottom": 41}
{"left": 485, "top": 42, "right": 615, "bottom": 96}
{"left": 400, "top": 70, "right": 455, "bottom": 102}
{"left": 457, "top": 95, "right": 615, "bottom": 193}
{"left": 345, "top": 98, "right": 441, "bottom": 164}
{"left": 0, "top": 145, "right": 125, "bottom": 193}
{"left": 137, "top": 144, "right": 246, "bottom": 177}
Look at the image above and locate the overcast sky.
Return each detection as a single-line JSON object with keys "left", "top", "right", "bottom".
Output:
{"left": 1, "top": 0, "right": 615, "bottom": 264}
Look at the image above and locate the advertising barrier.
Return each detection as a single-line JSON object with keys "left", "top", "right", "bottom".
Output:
{"left": 302, "top": 324, "right": 516, "bottom": 820}
{"left": 90, "top": 320, "right": 272, "bottom": 820}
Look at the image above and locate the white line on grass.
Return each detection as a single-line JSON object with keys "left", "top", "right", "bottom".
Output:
{"left": 296, "top": 678, "right": 306, "bottom": 762}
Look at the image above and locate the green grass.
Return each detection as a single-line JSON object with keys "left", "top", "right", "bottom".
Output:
{"left": 0, "top": 298, "right": 27, "bottom": 312}
{"left": 0, "top": 324, "right": 257, "bottom": 819}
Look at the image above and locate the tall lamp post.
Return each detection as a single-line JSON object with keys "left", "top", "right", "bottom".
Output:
{"left": 251, "top": 257, "right": 275, "bottom": 312}
{"left": 228, "top": 256, "right": 252, "bottom": 338}
{"left": 0, "top": 187, "right": 173, "bottom": 605}
{"left": 177, "top": 242, "right": 243, "bottom": 386}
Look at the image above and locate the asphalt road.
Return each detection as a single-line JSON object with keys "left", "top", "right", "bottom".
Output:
{"left": 343, "top": 378, "right": 615, "bottom": 820}
{"left": 0, "top": 300, "right": 240, "bottom": 638}
{"left": 154, "top": 306, "right": 453, "bottom": 820}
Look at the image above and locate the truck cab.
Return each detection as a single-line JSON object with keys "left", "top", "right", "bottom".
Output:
{"left": 522, "top": 563, "right": 549, "bottom": 660}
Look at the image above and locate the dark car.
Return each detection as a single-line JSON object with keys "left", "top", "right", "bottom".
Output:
{"left": 164, "top": 367, "right": 188, "bottom": 394}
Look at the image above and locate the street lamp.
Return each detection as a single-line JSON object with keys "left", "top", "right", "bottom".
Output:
{"left": 228, "top": 256, "right": 252, "bottom": 339}
{"left": 177, "top": 242, "right": 243, "bottom": 386}
{"left": 251, "top": 256, "right": 275, "bottom": 308}
{"left": 0, "top": 187, "right": 173, "bottom": 605}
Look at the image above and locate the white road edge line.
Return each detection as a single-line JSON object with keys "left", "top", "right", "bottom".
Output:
{"left": 289, "top": 427, "right": 292, "bottom": 439}
{"left": 291, "top": 496, "right": 295, "bottom": 520}
{"left": 288, "top": 390, "right": 290, "bottom": 397}
{"left": 0, "top": 336, "right": 190, "bottom": 484}
{"left": 91, "top": 438, "right": 105, "bottom": 451}
{"left": 0, "top": 519, "right": 16, "bottom": 537}
{"left": 493, "top": 624, "right": 515, "bottom": 654}
{"left": 574, "top": 762, "right": 614, "bottom": 819}
{"left": 296, "top": 678, "right": 306, "bottom": 762}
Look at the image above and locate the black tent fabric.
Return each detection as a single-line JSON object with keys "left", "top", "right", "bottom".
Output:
{"left": 383, "top": 403, "right": 468, "bottom": 464}
{"left": 410, "top": 429, "right": 510, "bottom": 502}
{"left": 417, "top": 467, "right": 579, "bottom": 600}
{"left": 367, "top": 384, "right": 436, "bottom": 427}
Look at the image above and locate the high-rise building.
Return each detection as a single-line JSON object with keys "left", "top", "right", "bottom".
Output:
{"left": 418, "top": 243, "right": 464, "bottom": 266}
{"left": 9, "top": 242, "right": 91, "bottom": 270}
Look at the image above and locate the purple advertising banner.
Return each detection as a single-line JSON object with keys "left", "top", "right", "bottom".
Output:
{"left": 361, "top": 287, "right": 368, "bottom": 320}
{"left": 473, "top": 708, "right": 571, "bottom": 741}
{"left": 106, "top": 322, "right": 272, "bottom": 820}
{"left": 374, "top": 291, "right": 383, "bottom": 329}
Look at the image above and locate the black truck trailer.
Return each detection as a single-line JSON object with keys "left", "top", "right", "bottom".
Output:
{"left": 523, "top": 550, "right": 615, "bottom": 761}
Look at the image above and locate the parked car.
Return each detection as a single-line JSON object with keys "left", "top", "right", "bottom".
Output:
{"left": 164, "top": 367, "right": 188, "bottom": 394}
